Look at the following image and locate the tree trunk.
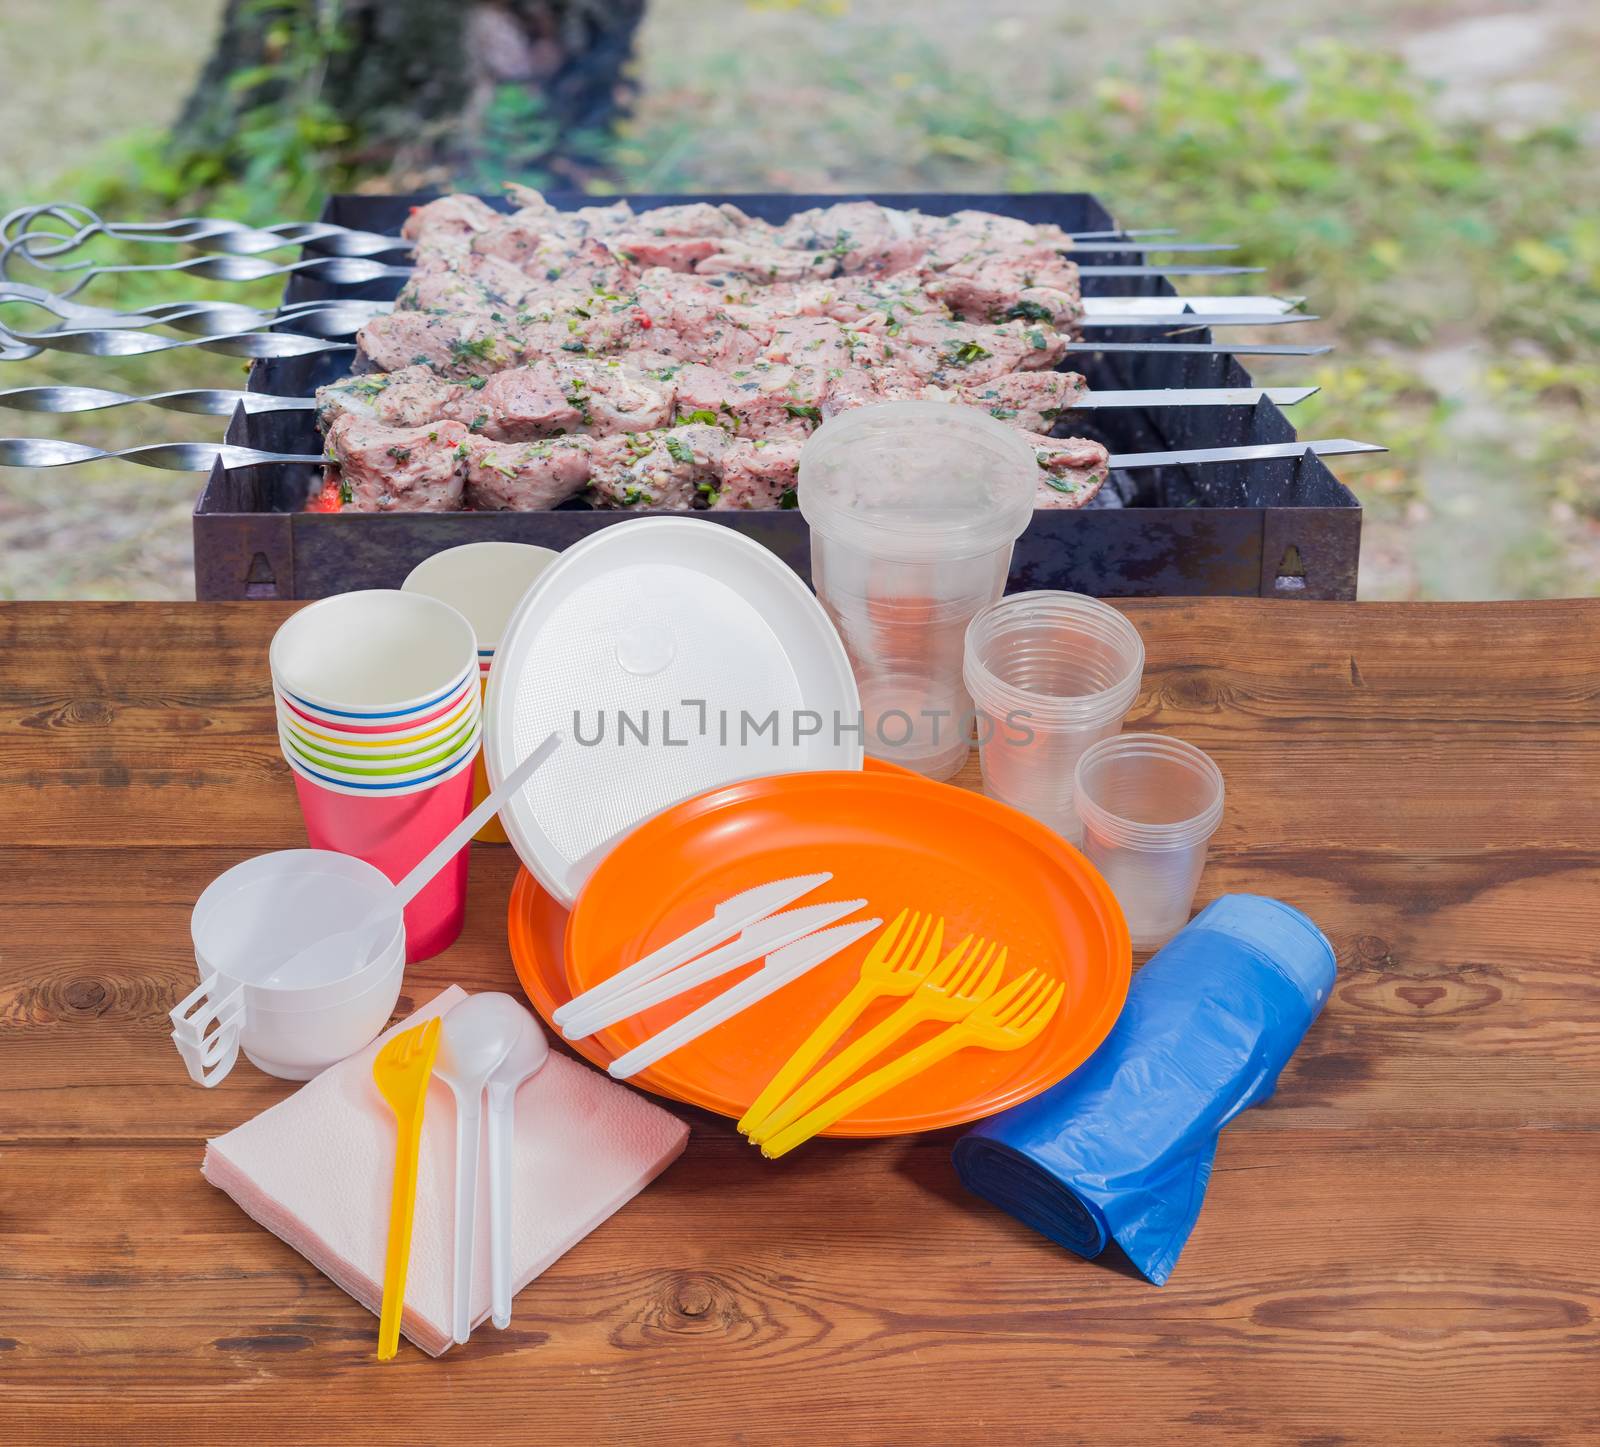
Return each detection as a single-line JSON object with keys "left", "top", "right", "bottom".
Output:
{"left": 172, "top": 0, "right": 646, "bottom": 187}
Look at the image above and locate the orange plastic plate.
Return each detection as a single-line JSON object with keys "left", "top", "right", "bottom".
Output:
{"left": 507, "top": 769, "right": 1131, "bottom": 1136}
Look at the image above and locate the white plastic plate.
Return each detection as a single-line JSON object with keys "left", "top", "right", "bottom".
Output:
{"left": 484, "top": 517, "right": 863, "bottom": 903}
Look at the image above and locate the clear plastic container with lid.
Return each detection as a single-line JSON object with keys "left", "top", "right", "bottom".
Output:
{"left": 799, "top": 402, "right": 1039, "bottom": 779}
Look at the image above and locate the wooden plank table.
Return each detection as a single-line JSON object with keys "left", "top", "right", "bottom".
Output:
{"left": 2, "top": 599, "right": 1597, "bottom": 1446}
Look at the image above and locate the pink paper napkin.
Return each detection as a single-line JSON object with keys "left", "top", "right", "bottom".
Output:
{"left": 204, "top": 986, "right": 689, "bottom": 1356}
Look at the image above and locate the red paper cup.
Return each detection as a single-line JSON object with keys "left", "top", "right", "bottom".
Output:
{"left": 289, "top": 751, "right": 477, "bottom": 963}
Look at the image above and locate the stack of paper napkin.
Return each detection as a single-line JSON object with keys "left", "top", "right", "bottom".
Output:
{"left": 204, "top": 986, "right": 689, "bottom": 1355}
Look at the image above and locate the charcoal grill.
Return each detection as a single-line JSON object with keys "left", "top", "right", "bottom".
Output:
{"left": 191, "top": 192, "right": 1360, "bottom": 601}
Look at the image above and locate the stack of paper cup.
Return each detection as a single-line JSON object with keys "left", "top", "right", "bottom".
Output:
{"left": 402, "top": 542, "right": 558, "bottom": 843}
{"left": 270, "top": 590, "right": 481, "bottom": 961}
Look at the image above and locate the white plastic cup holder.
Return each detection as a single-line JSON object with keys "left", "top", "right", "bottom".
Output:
{"left": 179, "top": 849, "right": 409, "bottom": 1086}
{"left": 169, "top": 975, "right": 247, "bottom": 1088}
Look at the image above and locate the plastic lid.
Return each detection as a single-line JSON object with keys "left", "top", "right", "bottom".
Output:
{"left": 799, "top": 401, "right": 1039, "bottom": 562}
{"left": 484, "top": 517, "right": 864, "bottom": 904}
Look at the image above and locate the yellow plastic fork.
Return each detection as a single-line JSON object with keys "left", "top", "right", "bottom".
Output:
{"left": 746, "top": 932, "right": 1006, "bottom": 1146}
{"left": 761, "top": 971, "right": 1065, "bottom": 1159}
{"left": 372, "top": 1017, "right": 442, "bottom": 1361}
{"left": 738, "top": 907, "right": 944, "bottom": 1136}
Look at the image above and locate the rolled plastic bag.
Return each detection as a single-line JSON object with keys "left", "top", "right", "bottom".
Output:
{"left": 952, "top": 894, "right": 1334, "bottom": 1285}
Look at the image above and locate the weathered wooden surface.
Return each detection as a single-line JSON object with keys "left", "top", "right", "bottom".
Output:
{"left": 1, "top": 599, "right": 1597, "bottom": 1446}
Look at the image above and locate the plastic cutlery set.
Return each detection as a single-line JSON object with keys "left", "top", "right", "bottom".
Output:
{"left": 375, "top": 993, "right": 549, "bottom": 1359}
{"left": 555, "top": 888, "right": 1066, "bottom": 1159}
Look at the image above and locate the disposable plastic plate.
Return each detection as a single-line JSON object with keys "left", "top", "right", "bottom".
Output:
{"left": 507, "top": 769, "right": 1131, "bottom": 1135}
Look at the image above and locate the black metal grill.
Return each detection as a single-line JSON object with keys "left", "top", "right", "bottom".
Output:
{"left": 193, "top": 192, "right": 1359, "bottom": 601}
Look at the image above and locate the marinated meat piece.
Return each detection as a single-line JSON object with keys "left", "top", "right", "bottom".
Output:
{"left": 317, "top": 366, "right": 465, "bottom": 429}
{"left": 802, "top": 274, "right": 951, "bottom": 329}
{"left": 464, "top": 436, "right": 595, "bottom": 510}
{"left": 959, "top": 371, "right": 1091, "bottom": 430}
{"left": 471, "top": 359, "right": 673, "bottom": 439}
{"left": 401, "top": 194, "right": 501, "bottom": 243}
{"left": 402, "top": 252, "right": 542, "bottom": 313}
{"left": 696, "top": 241, "right": 840, "bottom": 284}
{"left": 612, "top": 203, "right": 753, "bottom": 270}
{"left": 714, "top": 439, "right": 802, "bottom": 510}
{"left": 471, "top": 220, "right": 551, "bottom": 268}
{"left": 355, "top": 310, "right": 529, "bottom": 378}
{"left": 817, "top": 364, "right": 925, "bottom": 416}
{"left": 588, "top": 424, "right": 730, "bottom": 509}
{"left": 460, "top": 363, "right": 577, "bottom": 439}
{"left": 925, "top": 246, "right": 1083, "bottom": 329}
{"left": 915, "top": 210, "right": 1075, "bottom": 270}
{"left": 324, "top": 415, "right": 470, "bottom": 512}
{"left": 893, "top": 317, "right": 1067, "bottom": 383}
{"left": 547, "top": 199, "right": 634, "bottom": 239}
{"left": 542, "top": 237, "right": 639, "bottom": 295}
{"left": 673, "top": 361, "right": 826, "bottom": 439}
{"left": 566, "top": 360, "right": 677, "bottom": 434}
{"left": 762, "top": 315, "right": 886, "bottom": 370}
{"left": 632, "top": 271, "right": 770, "bottom": 362}
{"left": 503, "top": 184, "right": 561, "bottom": 224}
{"left": 770, "top": 201, "right": 926, "bottom": 275}
{"left": 634, "top": 202, "right": 755, "bottom": 237}
{"left": 1025, "top": 433, "right": 1111, "bottom": 509}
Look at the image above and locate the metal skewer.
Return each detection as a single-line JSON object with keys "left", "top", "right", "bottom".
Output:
{"left": 0, "top": 385, "right": 317, "bottom": 415}
{"left": 0, "top": 241, "right": 1257, "bottom": 298}
{"left": 0, "top": 300, "right": 1315, "bottom": 360}
{"left": 0, "top": 435, "right": 1384, "bottom": 474}
{"left": 0, "top": 319, "right": 353, "bottom": 361}
{"left": 0, "top": 383, "right": 1319, "bottom": 418}
{"left": 0, "top": 285, "right": 1299, "bottom": 343}
{"left": 1108, "top": 439, "right": 1385, "bottom": 468}
{"left": 0, "top": 202, "right": 1221, "bottom": 262}
{"left": 0, "top": 281, "right": 389, "bottom": 334}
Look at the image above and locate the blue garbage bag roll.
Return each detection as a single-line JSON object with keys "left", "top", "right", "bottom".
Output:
{"left": 952, "top": 894, "right": 1335, "bottom": 1286}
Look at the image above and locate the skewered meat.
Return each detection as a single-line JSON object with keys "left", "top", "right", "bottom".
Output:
{"left": 588, "top": 424, "right": 729, "bottom": 509}
{"left": 322, "top": 415, "right": 470, "bottom": 511}
{"left": 466, "top": 436, "right": 595, "bottom": 510}
{"left": 716, "top": 438, "right": 803, "bottom": 510}
{"left": 611, "top": 202, "right": 754, "bottom": 269}
{"left": 890, "top": 317, "right": 1067, "bottom": 383}
{"left": 322, "top": 410, "right": 1110, "bottom": 516}
{"left": 1028, "top": 433, "right": 1112, "bottom": 508}
{"left": 321, "top": 353, "right": 1088, "bottom": 443}
{"left": 327, "top": 188, "right": 1118, "bottom": 514}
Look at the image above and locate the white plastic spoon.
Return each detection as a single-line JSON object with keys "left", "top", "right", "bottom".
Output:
{"left": 434, "top": 993, "right": 523, "bottom": 1344}
{"left": 264, "top": 731, "right": 562, "bottom": 988}
{"left": 484, "top": 1006, "right": 550, "bottom": 1328}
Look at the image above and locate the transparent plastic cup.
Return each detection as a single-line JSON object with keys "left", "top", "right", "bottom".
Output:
{"left": 800, "top": 402, "right": 1038, "bottom": 780}
{"left": 1073, "top": 733, "right": 1225, "bottom": 950}
{"left": 964, "top": 591, "right": 1145, "bottom": 842}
